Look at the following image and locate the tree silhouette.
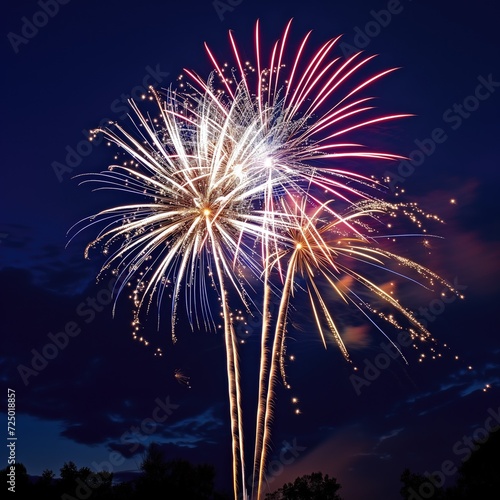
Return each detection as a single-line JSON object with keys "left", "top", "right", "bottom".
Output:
{"left": 136, "top": 443, "right": 169, "bottom": 497}
{"left": 36, "top": 469, "right": 55, "bottom": 499}
{"left": 58, "top": 460, "right": 113, "bottom": 499}
{"left": 38, "top": 468, "right": 55, "bottom": 485}
{"left": 400, "top": 468, "right": 446, "bottom": 499}
{"left": 59, "top": 460, "right": 79, "bottom": 493}
{"left": 1, "top": 462, "right": 32, "bottom": 495}
{"left": 265, "top": 471, "right": 343, "bottom": 499}
{"left": 111, "top": 480, "right": 137, "bottom": 499}
{"left": 400, "top": 430, "right": 500, "bottom": 499}
{"left": 135, "top": 442, "right": 220, "bottom": 499}
{"left": 0, "top": 445, "right": 230, "bottom": 499}
{"left": 452, "top": 429, "right": 500, "bottom": 499}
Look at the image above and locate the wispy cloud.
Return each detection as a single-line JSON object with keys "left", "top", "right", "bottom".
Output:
{"left": 160, "top": 407, "right": 224, "bottom": 448}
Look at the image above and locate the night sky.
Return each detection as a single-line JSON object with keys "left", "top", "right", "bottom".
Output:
{"left": 2, "top": 0, "right": 500, "bottom": 499}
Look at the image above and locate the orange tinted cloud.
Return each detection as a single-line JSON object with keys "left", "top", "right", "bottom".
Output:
{"left": 342, "top": 324, "right": 371, "bottom": 349}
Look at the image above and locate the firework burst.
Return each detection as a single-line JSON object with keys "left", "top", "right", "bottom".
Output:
{"left": 174, "top": 368, "right": 192, "bottom": 389}
{"left": 72, "top": 20, "right": 462, "bottom": 500}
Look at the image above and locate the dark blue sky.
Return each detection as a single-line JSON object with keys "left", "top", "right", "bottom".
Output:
{"left": 1, "top": 0, "right": 500, "bottom": 498}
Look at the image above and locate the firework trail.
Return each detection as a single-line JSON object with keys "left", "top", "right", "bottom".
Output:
{"left": 70, "top": 85, "right": 276, "bottom": 498}
{"left": 195, "top": 21, "right": 461, "bottom": 499}
{"left": 194, "top": 20, "right": 408, "bottom": 497}
{"left": 72, "top": 20, "right": 462, "bottom": 500}
{"left": 256, "top": 197, "right": 462, "bottom": 497}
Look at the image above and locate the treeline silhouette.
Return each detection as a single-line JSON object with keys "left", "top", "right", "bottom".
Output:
{"left": 400, "top": 429, "right": 500, "bottom": 499}
{"left": 2, "top": 431, "right": 498, "bottom": 499}
{"left": 2, "top": 443, "right": 230, "bottom": 499}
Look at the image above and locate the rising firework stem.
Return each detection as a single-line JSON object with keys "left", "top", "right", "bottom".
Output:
{"left": 71, "top": 20, "right": 462, "bottom": 500}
